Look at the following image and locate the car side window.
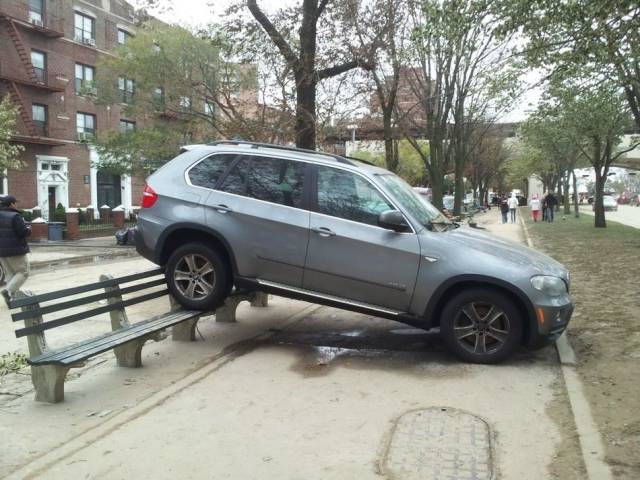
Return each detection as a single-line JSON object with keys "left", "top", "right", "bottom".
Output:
{"left": 188, "top": 154, "right": 236, "bottom": 189}
{"left": 218, "top": 156, "right": 250, "bottom": 196}
{"left": 316, "top": 165, "right": 392, "bottom": 226}
{"left": 248, "top": 157, "right": 305, "bottom": 208}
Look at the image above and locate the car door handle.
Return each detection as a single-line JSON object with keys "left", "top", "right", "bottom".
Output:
{"left": 311, "top": 227, "right": 336, "bottom": 237}
{"left": 213, "top": 204, "right": 233, "bottom": 213}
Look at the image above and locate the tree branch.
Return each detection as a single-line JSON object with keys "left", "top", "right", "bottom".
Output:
{"left": 317, "top": 59, "right": 368, "bottom": 80}
{"left": 247, "top": 0, "right": 300, "bottom": 70}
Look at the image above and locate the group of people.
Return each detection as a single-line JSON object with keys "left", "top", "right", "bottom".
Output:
{"left": 499, "top": 193, "right": 520, "bottom": 224}
{"left": 498, "top": 191, "right": 559, "bottom": 224}
{"left": 529, "top": 192, "right": 558, "bottom": 222}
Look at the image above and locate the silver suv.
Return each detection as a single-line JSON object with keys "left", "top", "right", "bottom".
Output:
{"left": 135, "top": 141, "right": 573, "bottom": 363}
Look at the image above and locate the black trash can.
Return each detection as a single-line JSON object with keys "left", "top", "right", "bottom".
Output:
{"left": 48, "top": 222, "right": 64, "bottom": 241}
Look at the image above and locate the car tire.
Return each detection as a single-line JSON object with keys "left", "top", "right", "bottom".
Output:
{"left": 440, "top": 288, "right": 523, "bottom": 364}
{"left": 165, "top": 242, "right": 230, "bottom": 311}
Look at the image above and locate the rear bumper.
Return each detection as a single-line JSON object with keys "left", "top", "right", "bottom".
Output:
{"left": 133, "top": 226, "right": 157, "bottom": 264}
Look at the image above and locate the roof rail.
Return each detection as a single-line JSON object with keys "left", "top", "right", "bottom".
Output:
{"left": 206, "top": 140, "right": 363, "bottom": 166}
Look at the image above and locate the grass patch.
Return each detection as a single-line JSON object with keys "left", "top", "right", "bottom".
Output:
{"left": 0, "top": 351, "right": 28, "bottom": 376}
{"left": 524, "top": 207, "right": 640, "bottom": 478}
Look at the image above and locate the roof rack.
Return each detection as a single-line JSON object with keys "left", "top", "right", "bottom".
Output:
{"left": 206, "top": 140, "right": 373, "bottom": 166}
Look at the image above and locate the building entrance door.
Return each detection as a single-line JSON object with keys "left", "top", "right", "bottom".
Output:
{"left": 48, "top": 186, "right": 56, "bottom": 219}
{"left": 97, "top": 171, "right": 122, "bottom": 208}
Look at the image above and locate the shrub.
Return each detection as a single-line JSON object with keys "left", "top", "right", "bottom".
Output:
{"left": 19, "top": 209, "right": 33, "bottom": 222}
{"left": 53, "top": 203, "right": 66, "bottom": 223}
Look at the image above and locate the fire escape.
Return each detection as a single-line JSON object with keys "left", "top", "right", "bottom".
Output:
{"left": 0, "top": 1, "right": 65, "bottom": 146}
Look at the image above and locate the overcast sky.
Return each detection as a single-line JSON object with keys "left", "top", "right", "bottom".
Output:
{"left": 131, "top": 0, "right": 539, "bottom": 122}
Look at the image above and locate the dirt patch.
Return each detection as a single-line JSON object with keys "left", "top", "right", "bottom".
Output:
{"left": 526, "top": 213, "right": 640, "bottom": 479}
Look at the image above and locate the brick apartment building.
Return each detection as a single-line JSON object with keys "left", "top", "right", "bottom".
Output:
{"left": 0, "top": 0, "right": 145, "bottom": 219}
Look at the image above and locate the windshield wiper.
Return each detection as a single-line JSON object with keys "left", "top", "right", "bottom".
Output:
{"left": 428, "top": 220, "right": 460, "bottom": 231}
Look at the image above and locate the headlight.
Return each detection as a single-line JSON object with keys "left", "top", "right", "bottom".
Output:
{"left": 531, "top": 275, "right": 567, "bottom": 297}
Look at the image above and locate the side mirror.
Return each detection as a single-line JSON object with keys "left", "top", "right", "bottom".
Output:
{"left": 378, "top": 210, "right": 410, "bottom": 232}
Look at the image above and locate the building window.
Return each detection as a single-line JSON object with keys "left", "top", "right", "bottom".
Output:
{"left": 119, "top": 120, "right": 135, "bottom": 133}
{"left": 75, "top": 63, "right": 95, "bottom": 94}
{"left": 74, "top": 12, "right": 95, "bottom": 45}
{"left": 205, "top": 101, "right": 215, "bottom": 118}
{"left": 117, "top": 29, "right": 132, "bottom": 45}
{"left": 179, "top": 96, "right": 191, "bottom": 110}
{"left": 76, "top": 112, "right": 96, "bottom": 139}
{"left": 118, "top": 77, "right": 135, "bottom": 103}
{"left": 32, "top": 103, "right": 47, "bottom": 136}
{"left": 31, "top": 50, "right": 46, "bottom": 83}
{"left": 28, "top": 0, "right": 44, "bottom": 25}
{"left": 152, "top": 87, "right": 165, "bottom": 108}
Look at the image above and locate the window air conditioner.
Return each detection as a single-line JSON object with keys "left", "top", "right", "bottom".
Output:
{"left": 30, "top": 18, "right": 44, "bottom": 27}
{"left": 83, "top": 37, "right": 96, "bottom": 46}
{"left": 77, "top": 132, "right": 94, "bottom": 142}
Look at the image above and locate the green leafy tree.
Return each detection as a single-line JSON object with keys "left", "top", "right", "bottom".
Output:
{"left": 0, "top": 96, "right": 25, "bottom": 172}
{"left": 401, "top": 0, "right": 519, "bottom": 212}
{"left": 94, "top": 23, "right": 292, "bottom": 174}
{"left": 351, "top": 140, "right": 428, "bottom": 186}
{"left": 495, "top": 1, "right": 640, "bottom": 129}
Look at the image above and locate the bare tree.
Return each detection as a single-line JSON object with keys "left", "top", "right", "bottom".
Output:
{"left": 246, "top": 0, "right": 374, "bottom": 149}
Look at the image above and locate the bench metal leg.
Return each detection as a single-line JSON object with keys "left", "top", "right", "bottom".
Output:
{"left": 113, "top": 339, "right": 147, "bottom": 368}
{"left": 31, "top": 364, "right": 70, "bottom": 403}
{"left": 250, "top": 292, "right": 269, "bottom": 307}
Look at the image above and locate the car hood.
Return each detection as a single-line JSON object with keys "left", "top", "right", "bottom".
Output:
{"left": 442, "top": 226, "right": 567, "bottom": 278}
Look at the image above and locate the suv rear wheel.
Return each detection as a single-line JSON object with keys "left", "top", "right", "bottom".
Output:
{"left": 440, "top": 288, "right": 523, "bottom": 364}
{"left": 165, "top": 243, "right": 230, "bottom": 310}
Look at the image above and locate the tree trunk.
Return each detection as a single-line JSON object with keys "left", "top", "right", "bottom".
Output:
{"left": 383, "top": 112, "right": 398, "bottom": 172}
{"left": 572, "top": 170, "right": 579, "bottom": 218}
{"left": 563, "top": 172, "right": 571, "bottom": 215}
{"left": 592, "top": 138, "right": 606, "bottom": 228}
{"left": 295, "top": 73, "right": 316, "bottom": 149}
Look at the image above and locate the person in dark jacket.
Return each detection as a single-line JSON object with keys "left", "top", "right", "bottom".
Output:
{"left": 545, "top": 192, "right": 558, "bottom": 222}
{"left": 0, "top": 194, "right": 31, "bottom": 304}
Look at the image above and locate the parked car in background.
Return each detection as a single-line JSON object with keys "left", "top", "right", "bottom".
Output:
{"left": 136, "top": 141, "right": 573, "bottom": 364}
{"left": 593, "top": 195, "right": 618, "bottom": 211}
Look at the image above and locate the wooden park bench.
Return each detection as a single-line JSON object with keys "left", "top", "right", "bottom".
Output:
{"left": 6, "top": 268, "right": 268, "bottom": 403}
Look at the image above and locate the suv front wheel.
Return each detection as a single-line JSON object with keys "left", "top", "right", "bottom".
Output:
{"left": 165, "top": 243, "right": 230, "bottom": 311}
{"left": 440, "top": 288, "right": 523, "bottom": 364}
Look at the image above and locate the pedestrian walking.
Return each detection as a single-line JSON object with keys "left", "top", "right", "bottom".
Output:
{"left": 507, "top": 193, "right": 518, "bottom": 223}
{"left": 500, "top": 196, "right": 509, "bottom": 224}
{"left": 545, "top": 192, "right": 558, "bottom": 222}
{"left": 0, "top": 194, "right": 31, "bottom": 305}
{"left": 530, "top": 194, "right": 541, "bottom": 222}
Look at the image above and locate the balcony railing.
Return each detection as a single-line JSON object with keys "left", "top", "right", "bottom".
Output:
{"left": 32, "top": 121, "right": 48, "bottom": 137}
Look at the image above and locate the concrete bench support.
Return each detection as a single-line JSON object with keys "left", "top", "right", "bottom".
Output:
{"left": 216, "top": 291, "right": 270, "bottom": 323}
{"left": 16, "top": 290, "right": 71, "bottom": 403}
{"left": 170, "top": 295, "right": 201, "bottom": 341}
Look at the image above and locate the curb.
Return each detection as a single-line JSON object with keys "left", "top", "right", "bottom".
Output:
{"left": 518, "top": 213, "right": 612, "bottom": 480}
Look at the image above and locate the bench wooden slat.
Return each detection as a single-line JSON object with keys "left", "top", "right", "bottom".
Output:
{"left": 28, "top": 310, "right": 201, "bottom": 366}
{"left": 11, "top": 278, "right": 167, "bottom": 322}
{"left": 15, "top": 289, "right": 169, "bottom": 338}
{"left": 8, "top": 268, "right": 164, "bottom": 309}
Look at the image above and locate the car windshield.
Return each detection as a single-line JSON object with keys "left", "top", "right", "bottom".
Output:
{"left": 376, "top": 173, "right": 450, "bottom": 228}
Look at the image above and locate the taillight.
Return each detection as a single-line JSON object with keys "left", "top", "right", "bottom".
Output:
{"left": 141, "top": 184, "right": 158, "bottom": 208}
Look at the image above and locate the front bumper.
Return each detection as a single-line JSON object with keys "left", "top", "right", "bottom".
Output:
{"left": 527, "top": 298, "right": 573, "bottom": 348}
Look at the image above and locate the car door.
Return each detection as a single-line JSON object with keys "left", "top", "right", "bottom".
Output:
{"left": 303, "top": 165, "right": 421, "bottom": 312}
{"left": 191, "top": 153, "right": 310, "bottom": 287}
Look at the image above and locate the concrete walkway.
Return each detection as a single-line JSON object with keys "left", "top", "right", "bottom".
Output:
{"left": 1, "top": 210, "right": 588, "bottom": 480}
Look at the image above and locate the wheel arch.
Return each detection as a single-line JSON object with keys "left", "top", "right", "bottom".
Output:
{"left": 156, "top": 223, "right": 238, "bottom": 277}
{"left": 424, "top": 275, "right": 537, "bottom": 345}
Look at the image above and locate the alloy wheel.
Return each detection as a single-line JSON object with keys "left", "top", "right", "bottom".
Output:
{"left": 453, "top": 302, "right": 511, "bottom": 355}
{"left": 173, "top": 253, "right": 216, "bottom": 300}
